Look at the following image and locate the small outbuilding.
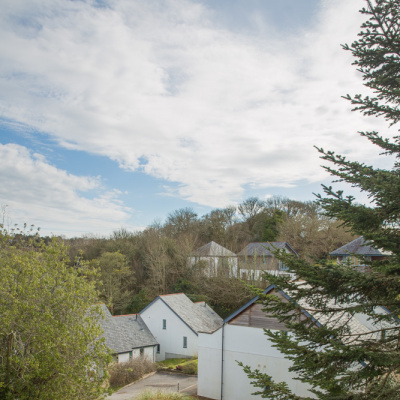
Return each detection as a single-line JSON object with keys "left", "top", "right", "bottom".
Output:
{"left": 189, "top": 241, "right": 238, "bottom": 278}
{"left": 99, "top": 304, "right": 158, "bottom": 363}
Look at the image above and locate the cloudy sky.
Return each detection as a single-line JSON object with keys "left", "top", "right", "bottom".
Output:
{"left": 0, "top": 0, "right": 394, "bottom": 237}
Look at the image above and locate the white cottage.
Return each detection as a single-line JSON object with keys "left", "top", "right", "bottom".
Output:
{"left": 99, "top": 304, "right": 158, "bottom": 363}
{"left": 238, "top": 242, "right": 298, "bottom": 281}
{"left": 197, "top": 284, "right": 394, "bottom": 400}
{"left": 189, "top": 241, "right": 238, "bottom": 278}
{"left": 140, "top": 293, "right": 223, "bottom": 361}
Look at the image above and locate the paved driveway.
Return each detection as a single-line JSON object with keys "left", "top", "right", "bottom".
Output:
{"left": 108, "top": 371, "right": 198, "bottom": 400}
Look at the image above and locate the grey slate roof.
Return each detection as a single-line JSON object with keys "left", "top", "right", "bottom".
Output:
{"left": 145, "top": 293, "right": 223, "bottom": 334}
{"left": 237, "top": 242, "right": 298, "bottom": 257}
{"left": 99, "top": 304, "right": 158, "bottom": 354}
{"left": 191, "top": 241, "right": 236, "bottom": 257}
{"left": 329, "top": 236, "right": 389, "bottom": 256}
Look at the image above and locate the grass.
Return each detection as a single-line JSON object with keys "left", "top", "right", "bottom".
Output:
{"left": 157, "top": 357, "right": 198, "bottom": 374}
{"left": 157, "top": 358, "right": 190, "bottom": 368}
{"left": 135, "top": 390, "right": 196, "bottom": 400}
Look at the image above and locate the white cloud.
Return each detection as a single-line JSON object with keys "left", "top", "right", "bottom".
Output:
{"left": 0, "top": 143, "right": 132, "bottom": 236}
{"left": 0, "top": 0, "right": 394, "bottom": 215}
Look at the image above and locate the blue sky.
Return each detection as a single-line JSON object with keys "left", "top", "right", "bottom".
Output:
{"left": 0, "top": 0, "right": 394, "bottom": 237}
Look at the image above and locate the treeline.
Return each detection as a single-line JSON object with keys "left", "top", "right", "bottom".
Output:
{"left": 64, "top": 196, "right": 354, "bottom": 317}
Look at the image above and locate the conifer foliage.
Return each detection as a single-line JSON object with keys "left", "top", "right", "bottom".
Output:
{"left": 243, "top": 1, "right": 400, "bottom": 398}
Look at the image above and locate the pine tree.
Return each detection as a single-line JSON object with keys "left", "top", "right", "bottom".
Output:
{"left": 243, "top": 1, "right": 400, "bottom": 398}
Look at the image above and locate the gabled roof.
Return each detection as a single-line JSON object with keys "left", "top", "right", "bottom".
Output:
{"left": 99, "top": 305, "right": 158, "bottom": 354}
{"left": 329, "top": 236, "right": 389, "bottom": 257}
{"left": 191, "top": 241, "right": 236, "bottom": 257}
{"left": 141, "top": 293, "right": 223, "bottom": 335}
{"left": 223, "top": 284, "right": 393, "bottom": 343}
{"left": 237, "top": 242, "right": 298, "bottom": 257}
{"left": 224, "top": 285, "right": 275, "bottom": 323}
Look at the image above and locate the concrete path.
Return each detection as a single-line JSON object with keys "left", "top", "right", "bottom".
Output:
{"left": 108, "top": 371, "right": 198, "bottom": 400}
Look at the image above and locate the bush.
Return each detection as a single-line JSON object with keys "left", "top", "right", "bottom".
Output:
{"left": 180, "top": 360, "right": 198, "bottom": 375}
{"left": 109, "top": 357, "right": 156, "bottom": 388}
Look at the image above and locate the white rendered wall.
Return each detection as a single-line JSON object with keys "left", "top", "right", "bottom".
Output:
{"left": 198, "top": 324, "right": 315, "bottom": 400}
{"left": 141, "top": 299, "right": 198, "bottom": 361}
{"left": 239, "top": 268, "right": 296, "bottom": 281}
{"left": 189, "top": 256, "right": 238, "bottom": 278}
{"left": 132, "top": 346, "right": 156, "bottom": 362}
{"left": 117, "top": 352, "right": 130, "bottom": 363}
{"left": 117, "top": 346, "right": 156, "bottom": 363}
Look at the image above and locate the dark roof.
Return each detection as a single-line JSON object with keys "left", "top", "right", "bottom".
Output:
{"left": 141, "top": 293, "right": 223, "bottom": 335}
{"left": 329, "top": 236, "right": 388, "bottom": 257}
{"left": 191, "top": 241, "right": 236, "bottom": 257}
{"left": 99, "top": 305, "right": 158, "bottom": 354}
{"left": 224, "top": 285, "right": 275, "bottom": 323}
{"left": 237, "top": 242, "right": 298, "bottom": 257}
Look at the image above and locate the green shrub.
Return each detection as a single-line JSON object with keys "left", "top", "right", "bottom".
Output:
{"left": 180, "top": 360, "right": 198, "bottom": 375}
{"left": 109, "top": 357, "right": 156, "bottom": 388}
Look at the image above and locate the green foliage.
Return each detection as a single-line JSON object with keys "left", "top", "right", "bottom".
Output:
{"left": 92, "top": 251, "right": 135, "bottom": 314}
{"left": 180, "top": 360, "right": 198, "bottom": 375}
{"left": 62, "top": 199, "right": 353, "bottom": 316}
{"left": 129, "top": 288, "right": 153, "bottom": 314}
{"left": 157, "top": 358, "right": 190, "bottom": 369}
{"left": 0, "top": 229, "right": 112, "bottom": 400}
{"left": 157, "top": 358, "right": 198, "bottom": 375}
{"left": 243, "top": 1, "right": 400, "bottom": 398}
{"left": 262, "top": 210, "right": 284, "bottom": 241}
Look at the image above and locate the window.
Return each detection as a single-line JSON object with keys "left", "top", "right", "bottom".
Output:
{"left": 183, "top": 336, "right": 187, "bottom": 348}
{"left": 156, "top": 344, "right": 160, "bottom": 354}
{"left": 278, "top": 261, "right": 289, "bottom": 271}
{"left": 162, "top": 319, "right": 166, "bottom": 329}
{"left": 129, "top": 351, "right": 133, "bottom": 360}
{"left": 140, "top": 348, "right": 144, "bottom": 357}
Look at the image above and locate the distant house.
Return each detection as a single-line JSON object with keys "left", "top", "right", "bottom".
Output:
{"left": 237, "top": 242, "right": 298, "bottom": 281}
{"left": 189, "top": 241, "right": 238, "bottom": 278}
{"left": 140, "top": 293, "right": 223, "bottom": 361}
{"left": 99, "top": 304, "right": 158, "bottom": 363}
{"left": 198, "top": 284, "right": 393, "bottom": 400}
{"left": 329, "top": 236, "right": 390, "bottom": 270}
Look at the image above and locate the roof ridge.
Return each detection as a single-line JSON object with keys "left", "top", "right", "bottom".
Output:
{"left": 159, "top": 292, "right": 184, "bottom": 297}
{"left": 113, "top": 314, "right": 137, "bottom": 317}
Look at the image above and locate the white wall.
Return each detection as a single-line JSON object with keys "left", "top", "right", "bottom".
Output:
{"left": 239, "top": 268, "right": 296, "bottom": 281}
{"left": 141, "top": 299, "right": 198, "bottom": 361}
{"left": 189, "top": 256, "right": 238, "bottom": 278}
{"left": 117, "top": 352, "right": 130, "bottom": 363}
{"left": 198, "top": 324, "right": 315, "bottom": 400}
{"left": 117, "top": 346, "right": 156, "bottom": 363}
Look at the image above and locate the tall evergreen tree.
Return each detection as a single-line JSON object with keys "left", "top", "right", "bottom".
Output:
{"left": 243, "top": 1, "right": 400, "bottom": 398}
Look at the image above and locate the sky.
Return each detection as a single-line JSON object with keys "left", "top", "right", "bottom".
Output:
{"left": 0, "top": 0, "right": 396, "bottom": 238}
